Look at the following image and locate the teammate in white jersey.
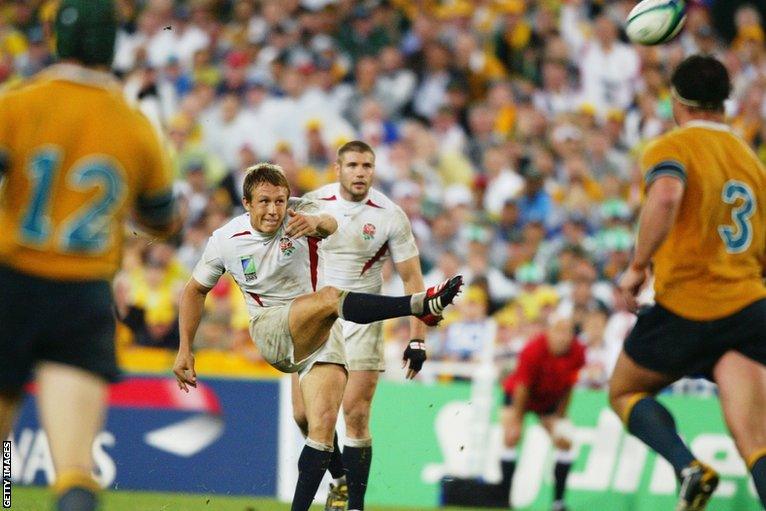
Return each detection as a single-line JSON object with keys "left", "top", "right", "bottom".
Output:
{"left": 293, "top": 141, "right": 428, "bottom": 511}
{"left": 172, "top": 163, "right": 463, "bottom": 511}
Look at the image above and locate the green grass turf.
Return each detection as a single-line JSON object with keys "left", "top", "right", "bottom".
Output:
{"left": 9, "top": 486, "right": 490, "bottom": 511}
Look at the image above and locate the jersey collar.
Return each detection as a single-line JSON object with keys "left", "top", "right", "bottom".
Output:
{"left": 40, "top": 63, "right": 121, "bottom": 92}
{"left": 335, "top": 182, "right": 371, "bottom": 208}
{"left": 683, "top": 120, "right": 731, "bottom": 132}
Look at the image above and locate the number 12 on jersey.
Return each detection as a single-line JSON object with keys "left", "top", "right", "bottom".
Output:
{"left": 20, "top": 147, "right": 125, "bottom": 254}
{"left": 718, "top": 179, "right": 755, "bottom": 254}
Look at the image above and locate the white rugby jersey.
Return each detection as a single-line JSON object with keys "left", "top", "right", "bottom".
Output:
{"left": 192, "top": 198, "right": 323, "bottom": 315}
{"left": 304, "top": 183, "right": 419, "bottom": 293}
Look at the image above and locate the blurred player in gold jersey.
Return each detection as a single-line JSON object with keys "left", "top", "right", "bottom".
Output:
{"left": 0, "top": 1, "right": 177, "bottom": 510}
{"left": 610, "top": 55, "right": 766, "bottom": 511}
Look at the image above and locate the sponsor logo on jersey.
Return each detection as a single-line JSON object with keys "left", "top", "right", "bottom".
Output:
{"left": 362, "top": 223, "right": 376, "bottom": 240}
{"left": 240, "top": 256, "right": 257, "bottom": 282}
{"left": 279, "top": 237, "right": 295, "bottom": 256}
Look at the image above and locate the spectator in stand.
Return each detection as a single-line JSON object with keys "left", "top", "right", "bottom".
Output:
{"left": 377, "top": 44, "right": 417, "bottom": 118}
{"left": 517, "top": 168, "right": 555, "bottom": 229}
{"left": 452, "top": 30, "right": 506, "bottom": 100}
{"left": 336, "top": 5, "right": 390, "bottom": 64}
{"left": 578, "top": 309, "right": 613, "bottom": 389}
{"left": 438, "top": 286, "right": 496, "bottom": 362}
{"left": 412, "top": 41, "right": 454, "bottom": 120}
{"left": 175, "top": 158, "right": 211, "bottom": 226}
{"left": 201, "top": 92, "right": 250, "bottom": 171}
{"left": 533, "top": 57, "right": 581, "bottom": 117}
{"left": 492, "top": 0, "right": 532, "bottom": 78}
{"left": 115, "top": 258, "right": 181, "bottom": 350}
{"left": 566, "top": 11, "right": 641, "bottom": 113}
{"left": 465, "top": 102, "right": 501, "bottom": 167}
{"left": 432, "top": 105, "right": 468, "bottom": 155}
{"left": 401, "top": 12, "right": 439, "bottom": 73}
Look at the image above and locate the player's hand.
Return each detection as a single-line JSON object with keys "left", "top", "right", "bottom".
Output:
{"left": 173, "top": 349, "right": 197, "bottom": 393}
{"left": 402, "top": 339, "right": 427, "bottom": 379}
{"left": 285, "top": 209, "right": 318, "bottom": 238}
{"left": 619, "top": 263, "right": 648, "bottom": 313}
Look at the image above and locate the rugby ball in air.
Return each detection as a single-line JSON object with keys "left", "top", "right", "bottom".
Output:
{"left": 625, "top": 0, "right": 686, "bottom": 45}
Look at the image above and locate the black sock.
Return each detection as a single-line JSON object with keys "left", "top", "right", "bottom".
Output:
{"left": 340, "top": 292, "right": 415, "bottom": 324}
{"left": 343, "top": 444, "right": 373, "bottom": 510}
{"left": 57, "top": 488, "right": 97, "bottom": 511}
{"left": 750, "top": 455, "right": 766, "bottom": 507}
{"left": 500, "top": 459, "right": 516, "bottom": 497}
{"left": 554, "top": 461, "right": 572, "bottom": 502}
{"left": 291, "top": 445, "right": 332, "bottom": 511}
{"left": 328, "top": 433, "right": 345, "bottom": 480}
{"left": 627, "top": 396, "right": 695, "bottom": 479}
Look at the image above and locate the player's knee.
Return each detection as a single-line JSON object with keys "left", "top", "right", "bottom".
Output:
{"left": 607, "top": 386, "right": 625, "bottom": 414}
{"left": 554, "top": 436, "right": 572, "bottom": 451}
{"left": 551, "top": 418, "right": 575, "bottom": 450}
{"left": 344, "top": 404, "right": 371, "bottom": 437}
{"left": 504, "top": 426, "right": 521, "bottom": 447}
{"left": 730, "top": 420, "right": 766, "bottom": 456}
{"left": 317, "top": 286, "right": 342, "bottom": 310}
{"left": 308, "top": 407, "right": 339, "bottom": 438}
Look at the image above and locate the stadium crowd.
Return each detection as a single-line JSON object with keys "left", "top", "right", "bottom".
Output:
{"left": 2, "top": 0, "right": 765, "bottom": 389}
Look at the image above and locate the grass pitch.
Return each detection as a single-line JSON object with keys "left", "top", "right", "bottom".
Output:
{"left": 9, "top": 486, "right": 489, "bottom": 511}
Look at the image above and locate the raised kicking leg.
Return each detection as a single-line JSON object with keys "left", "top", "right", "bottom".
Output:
{"left": 287, "top": 276, "right": 463, "bottom": 362}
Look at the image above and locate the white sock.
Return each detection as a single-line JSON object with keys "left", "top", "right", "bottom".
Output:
{"left": 344, "top": 436, "right": 373, "bottom": 448}
{"left": 305, "top": 437, "right": 333, "bottom": 452}
{"left": 501, "top": 447, "right": 518, "bottom": 461}
{"left": 554, "top": 448, "right": 574, "bottom": 464}
{"left": 410, "top": 292, "right": 425, "bottom": 315}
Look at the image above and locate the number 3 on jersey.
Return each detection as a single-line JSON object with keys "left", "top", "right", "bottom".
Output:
{"left": 718, "top": 180, "right": 755, "bottom": 254}
{"left": 20, "top": 147, "right": 125, "bottom": 254}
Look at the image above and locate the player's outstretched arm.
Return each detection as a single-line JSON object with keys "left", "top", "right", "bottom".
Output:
{"left": 285, "top": 209, "right": 337, "bottom": 238}
{"left": 396, "top": 256, "right": 428, "bottom": 378}
{"left": 174, "top": 278, "right": 212, "bottom": 392}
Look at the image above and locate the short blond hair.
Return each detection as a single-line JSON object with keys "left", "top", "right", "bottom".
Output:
{"left": 336, "top": 140, "right": 375, "bottom": 164}
{"left": 243, "top": 163, "right": 290, "bottom": 200}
